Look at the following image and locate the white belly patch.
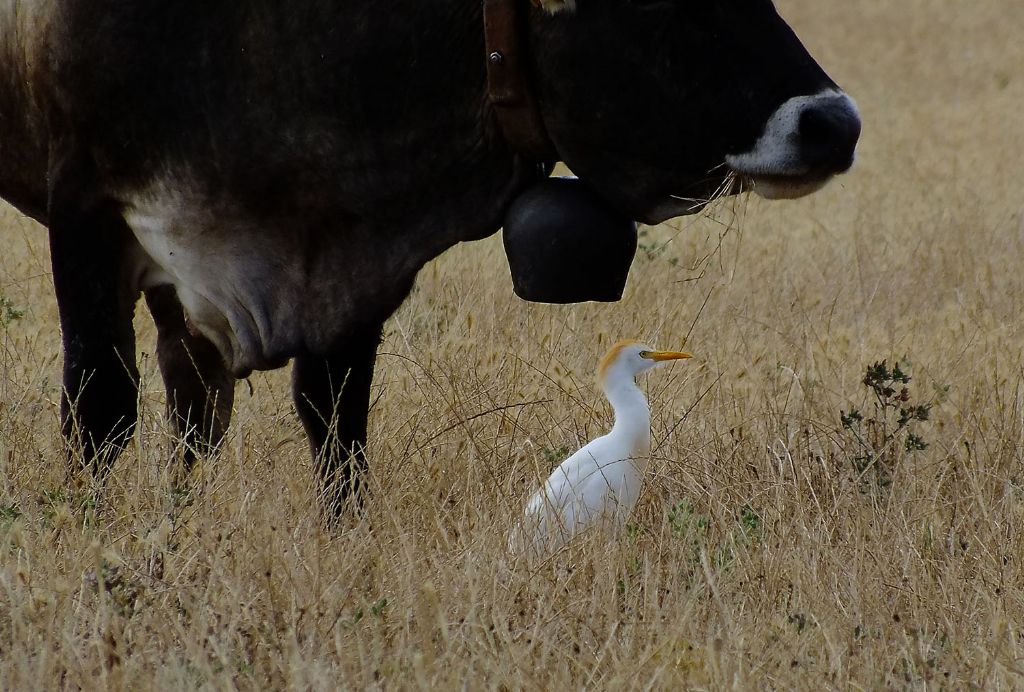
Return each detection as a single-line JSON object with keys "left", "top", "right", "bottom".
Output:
{"left": 122, "top": 177, "right": 306, "bottom": 374}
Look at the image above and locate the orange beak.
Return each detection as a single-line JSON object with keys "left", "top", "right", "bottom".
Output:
{"left": 643, "top": 350, "right": 693, "bottom": 362}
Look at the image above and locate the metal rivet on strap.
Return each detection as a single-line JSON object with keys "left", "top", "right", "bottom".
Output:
{"left": 489, "top": 51, "right": 504, "bottom": 64}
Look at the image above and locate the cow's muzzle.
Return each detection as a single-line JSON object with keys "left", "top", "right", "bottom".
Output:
{"left": 726, "top": 90, "right": 862, "bottom": 200}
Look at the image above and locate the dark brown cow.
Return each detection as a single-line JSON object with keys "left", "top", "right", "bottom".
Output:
{"left": 0, "top": 0, "right": 860, "bottom": 517}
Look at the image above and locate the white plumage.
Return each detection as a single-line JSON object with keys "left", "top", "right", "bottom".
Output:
{"left": 510, "top": 339, "right": 692, "bottom": 556}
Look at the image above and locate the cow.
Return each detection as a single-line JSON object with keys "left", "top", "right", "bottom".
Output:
{"left": 0, "top": 0, "right": 860, "bottom": 518}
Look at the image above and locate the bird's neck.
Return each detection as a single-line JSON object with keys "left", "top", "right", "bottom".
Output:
{"left": 604, "top": 377, "right": 652, "bottom": 457}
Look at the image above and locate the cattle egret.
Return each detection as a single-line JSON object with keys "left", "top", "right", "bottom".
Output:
{"left": 510, "top": 339, "right": 692, "bottom": 556}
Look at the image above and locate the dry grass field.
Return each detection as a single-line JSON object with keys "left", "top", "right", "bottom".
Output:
{"left": 3, "top": 0, "right": 1024, "bottom": 688}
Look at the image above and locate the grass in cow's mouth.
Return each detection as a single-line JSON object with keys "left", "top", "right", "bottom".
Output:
{"left": 667, "top": 169, "right": 740, "bottom": 213}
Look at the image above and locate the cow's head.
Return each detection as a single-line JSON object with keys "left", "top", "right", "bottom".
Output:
{"left": 527, "top": 0, "right": 861, "bottom": 223}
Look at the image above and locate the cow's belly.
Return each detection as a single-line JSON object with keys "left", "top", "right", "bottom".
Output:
{"left": 122, "top": 178, "right": 407, "bottom": 376}
{"left": 124, "top": 197, "right": 301, "bottom": 374}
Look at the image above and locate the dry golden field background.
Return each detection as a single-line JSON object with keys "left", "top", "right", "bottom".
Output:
{"left": 3, "top": 0, "right": 1024, "bottom": 688}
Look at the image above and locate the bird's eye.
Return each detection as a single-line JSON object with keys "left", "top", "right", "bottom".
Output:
{"left": 639, "top": 350, "right": 651, "bottom": 358}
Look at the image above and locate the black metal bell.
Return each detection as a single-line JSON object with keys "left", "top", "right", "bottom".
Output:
{"left": 502, "top": 177, "right": 637, "bottom": 304}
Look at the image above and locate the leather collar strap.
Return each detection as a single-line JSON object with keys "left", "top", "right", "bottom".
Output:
{"left": 483, "top": 0, "right": 559, "bottom": 163}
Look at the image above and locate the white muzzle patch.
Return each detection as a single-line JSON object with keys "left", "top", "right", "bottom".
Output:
{"left": 726, "top": 90, "right": 861, "bottom": 199}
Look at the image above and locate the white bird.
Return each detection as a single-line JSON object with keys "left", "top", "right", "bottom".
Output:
{"left": 510, "top": 339, "right": 692, "bottom": 556}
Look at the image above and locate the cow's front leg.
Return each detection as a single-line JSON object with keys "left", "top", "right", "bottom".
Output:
{"left": 145, "top": 285, "right": 235, "bottom": 467}
{"left": 48, "top": 190, "right": 140, "bottom": 478}
{"left": 291, "top": 324, "right": 382, "bottom": 520}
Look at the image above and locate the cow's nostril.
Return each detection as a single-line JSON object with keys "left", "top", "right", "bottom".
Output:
{"left": 798, "top": 98, "right": 861, "bottom": 174}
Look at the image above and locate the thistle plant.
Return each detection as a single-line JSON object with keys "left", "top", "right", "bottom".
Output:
{"left": 840, "top": 360, "right": 933, "bottom": 492}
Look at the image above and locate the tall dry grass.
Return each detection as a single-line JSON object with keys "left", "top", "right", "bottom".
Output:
{"left": 2, "top": 0, "right": 1024, "bottom": 688}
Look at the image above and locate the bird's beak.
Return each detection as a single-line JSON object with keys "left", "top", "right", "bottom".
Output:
{"left": 644, "top": 350, "right": 693, "bottom": 362}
